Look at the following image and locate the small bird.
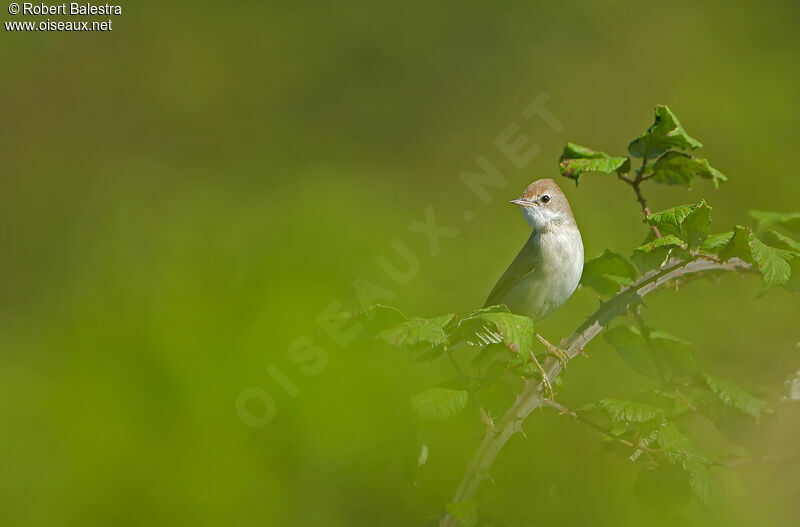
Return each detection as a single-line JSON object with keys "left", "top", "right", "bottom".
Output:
{"left": 485, "top": 178, "right": 584, "bottom": 321}
{"left": 483, "top": 179, "right": 583, "bottom": 387}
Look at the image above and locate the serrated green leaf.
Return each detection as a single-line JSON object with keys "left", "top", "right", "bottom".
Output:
{"left": 628, "top": 105, "right": 702, "bottom": 159}
{"left": 581, "top": 250, "right": 639, "bottom": 296}
{"left": 653, "top": 421, "right": 719, "bottom": 507}
{"left": 700, "top": 231, "right": 734, "bottom": 253}
{"left": 656, "top": 422, "right": 707, "bottom": 463}
{"left": 646, "top": 206, "right": 696, "bottom": 237}
{"left": 631, "top": 235, "right": 687, "bottom": 272}
{"left": 719, "top": 226, "right": 794, "bottom": 291}
{"left": 681, "top": 201, "right": 713, "bottom": 249}
{"left": 377, "top": 314, "right": 456, "bottom": 347}
{"left": 445, "top": 501, "right": 478, "bottom": 527}
{"left": 646, "top": 201, "right": 712, "bottom": 248}
{"left": 456, "top": 307, "right": 535, "bottom": 356}
{"left": 558, "top": 142, "right": 630, "bottom": 184}
{"left": 750, "top": 236, "right": 793, "bottom": 290}
{"left": 409, "top": 387, "right": 468, "bottom": 421}
{"left": 684, "top": 459, "right": 721, "bottom": 507}
{"left": 592, "top": 399, "right": 662, "bottom": 423}
{"left": 605, "top": 325, "right": 659, "bottom": 379}
{"left": 761, "top": 229, "right": 800, "bottom": 253}
{"left": 701, "top": 373, "right": 767, "bottom": 419}
{"left": 749, "top": 210, "right": 800, "bottom": 234}
{"left": 648, "top": 152, "right": 727, "bottom": 189}
{"left": 719, "top": 225, "right": 752, "bottom": 262}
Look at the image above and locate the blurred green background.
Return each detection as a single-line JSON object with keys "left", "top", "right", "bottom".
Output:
{"left": 2, "top": 1, "right": 799, "bottom": 525}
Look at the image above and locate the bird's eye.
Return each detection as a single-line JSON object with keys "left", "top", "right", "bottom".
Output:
{"left": 540, "top": 195, "right": 551, "bottom": 203}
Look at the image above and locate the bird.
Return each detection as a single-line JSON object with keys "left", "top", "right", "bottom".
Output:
{"left": 485, "top": 178, "right": 584, "bottom": 319}
{"left": 483, "top": 179, "right": 584, "bottom": 384}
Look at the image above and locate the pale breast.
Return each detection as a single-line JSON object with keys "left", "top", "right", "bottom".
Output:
{"left": 503, "top": 226, "right": 583, "bottom": 320}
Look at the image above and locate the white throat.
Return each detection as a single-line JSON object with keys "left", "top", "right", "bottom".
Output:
{"left": 520, "top": 205, "right": 566, "bottom": 232}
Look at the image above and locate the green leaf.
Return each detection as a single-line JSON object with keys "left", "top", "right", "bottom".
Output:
{"left": 700, "top": 231, "right": 734, "bottom": 253}
{"left": 444, "top": 501, "right": 478, "bottom": 527}
{"left": 606, "top": 325, "right": 695, "bottom": 382}
{"left": 631, "top": 235, "right": 686, "bottom": 272}
{"left": 638, "top": 388, "right": 706, "bottom": 417}
{"left": 646, "top": 201, "right": 712, "bottom": 248}
{"left": 628, "top": 105, "right": 703, "bottom": 158}
{"left": 681, "top": 201, "right": 713, "bottom": 249}
{"left": 649, "top": 152, "right": 727, "bottom": 189}
{"left": 409, "top": 387, "right": 469, "bottom": 421}
{"left": 581, "top": 250, "right": 639, "bottom": 296}
{"left": 377, "top": 314, "right": 456, "bottom": 347}
{"left": 648, "top": 330, "right": 695, "bottom": 380}
{"left": 749, "top": 210, "right": 800, "bottom": 234}
{"left": 558, "top": 142, "right": 630, "bottom": 184}
{"left": 636, "top": 432, "right": 719, "bottom": 509}
{"left": 605, "top": 325, "right": 659, "bottom": 379}
{"left": 591, "top": 399, "right": 662, "bottom": 423}
{"left": 761, "top": 229, "right": 800, "bottom": 253}
{"left": 655, "top": 421, "right": 707, "bottom": 464}
{"left": 700, "top": 373, "right": 767, "bottom": 420}
{"left": 750, "top": 236, "right": 793, "bottom": 290}
{"left": 719, "top": 226, "right": 794, "bottom": 291}
{"left": 683, "top": 459, "right": 721, "bottom": 508}
{"left": 788, "top": 257, "right": 800, "bottom": 292}
{"left": 719, "top": 225, "right": 753, "bottom": 262}
{"left": 456, "top": 307, "right": 535, "bottom": 356}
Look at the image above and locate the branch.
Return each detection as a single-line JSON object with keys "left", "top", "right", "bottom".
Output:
{"left": 618, "top": 154, "right": 661, "bottom": 238}
{"left": 622, "top": 152, "right": 661, "bottom": 238}
{"left": 721, "top": 454, "right": 800, "bottom": 468}
{"left": 631, "top": 183, "right": 660, "bottom": 237}
{"left": 541, "top": 399, "right": 635, "bottom": 448}
{"left": 439, "top": 256, "right": 752, "bottom": 526}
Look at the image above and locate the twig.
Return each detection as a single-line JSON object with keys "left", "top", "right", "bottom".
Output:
{"left": 439, "top": 256, "right": 752, "bottom": 527}
{"left": 541, "top": 399, "right": 634, "bottom": 448}
{"left": 674, "top": 389, "right": 697, "bottom": 412}
{"left": 617, "top": 153, "right": 662, "bottom": 238}
{"left": 721, "top": 454, "right": 800, "bottom": 469}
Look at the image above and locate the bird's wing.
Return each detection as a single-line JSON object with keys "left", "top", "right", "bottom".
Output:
{"left": 484, "top": 233, "right": 541, "bottom": 308}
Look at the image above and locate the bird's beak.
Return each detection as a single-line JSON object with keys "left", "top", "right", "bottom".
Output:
{"left": 510, "top": 198, "right": 531, "bottom": 206}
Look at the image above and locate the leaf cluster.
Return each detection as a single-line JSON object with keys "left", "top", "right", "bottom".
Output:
{"left": 559, "top": 105, "right": 726, "bottom": 188}
{"left": 580, "top": 200, "right": 800, "bottom": 294}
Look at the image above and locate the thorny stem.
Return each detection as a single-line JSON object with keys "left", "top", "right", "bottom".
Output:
{"left": 439, "top": 256, "right": 752, "bottom": 527}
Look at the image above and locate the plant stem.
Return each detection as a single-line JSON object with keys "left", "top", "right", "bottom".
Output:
{"left": 618, "top": 154, "right": 662, "bottom": 238}
{"left": 439, "top": 256, "right": 751, "bottom": 527}
{"left": 540, "top": 399, "right": 634, "bottom": 448}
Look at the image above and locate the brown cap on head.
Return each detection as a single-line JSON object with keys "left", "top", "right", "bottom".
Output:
{"left": 519, "top": 178, "right": 564, "bottom": 201}
{"left": 511, "top": 178, "right": 575, "bottom": 219}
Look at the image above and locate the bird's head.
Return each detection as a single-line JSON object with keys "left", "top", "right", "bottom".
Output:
{"left": 510, "top": 179, "right": 575, "bottom": 231}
